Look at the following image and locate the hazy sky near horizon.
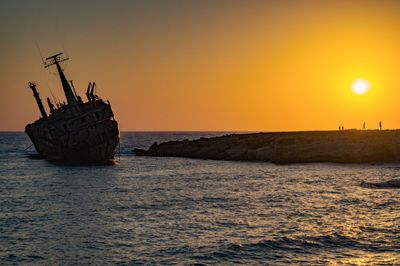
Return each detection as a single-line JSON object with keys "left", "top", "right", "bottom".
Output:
{"left": 1, "top": 0, "right": 400, "bottom": 131}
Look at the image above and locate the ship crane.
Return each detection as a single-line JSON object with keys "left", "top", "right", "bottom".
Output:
{"left": 86, "top": 82, "right": 97, "bottom": 102}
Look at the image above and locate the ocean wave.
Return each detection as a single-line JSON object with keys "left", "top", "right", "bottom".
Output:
{"left": 148, "top": 233, "right": 400, "bottom": 264}
{"left": 2, "top": 254, "right": 45, "bottom": 263}
{"left": 186, "top": 233, "right": 400, "bottom": 262}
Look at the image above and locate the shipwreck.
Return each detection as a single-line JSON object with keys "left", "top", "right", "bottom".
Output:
{"left": 25, "top": 52, "right": 119, "bottom": 163}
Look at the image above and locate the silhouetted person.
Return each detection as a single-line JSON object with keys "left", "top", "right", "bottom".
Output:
{"left": 363, "top": 122, "right": 365, "bottom": 130}
{"left": 379, "top": 121, "right": 382, "bottom": 130}
{"left": 338, "top": 126, "right": 341, "bottom": 131}
{"left": 342, "top": 126, "right": 344, "bottom": 130}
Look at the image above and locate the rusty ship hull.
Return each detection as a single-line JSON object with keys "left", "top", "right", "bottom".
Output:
{"left": 25, "top": 52, "right": 119, "bottom": 163}
{"left": 26, "top": 101, "right": 119, "bottom": 162}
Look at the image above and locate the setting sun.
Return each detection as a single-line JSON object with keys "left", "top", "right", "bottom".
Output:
{"left": 352, "top": 79, "right": 370, "bottom": 95}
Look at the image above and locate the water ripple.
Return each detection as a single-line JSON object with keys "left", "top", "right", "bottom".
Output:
{"left": 1, "top": 133, "right": 399, "bottom": 265}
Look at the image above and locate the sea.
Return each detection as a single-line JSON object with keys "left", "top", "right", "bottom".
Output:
{"left": 0, "top": 132, "right": 399, "bottom": 265}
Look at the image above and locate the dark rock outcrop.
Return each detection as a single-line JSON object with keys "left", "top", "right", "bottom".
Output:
{"left": 360, "top": 179, "right": 400, "bottom": 189}
{"left": 133, "top": 130, "right": 400, "bottom": 164}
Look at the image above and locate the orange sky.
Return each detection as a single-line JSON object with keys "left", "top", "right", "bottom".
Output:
{"left": 1, "top": 0, "right": 400, "bottom": 131}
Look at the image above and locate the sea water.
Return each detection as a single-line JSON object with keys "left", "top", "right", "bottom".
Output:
{"left": 0, "top": 132, "right": 399, "bottom": 265}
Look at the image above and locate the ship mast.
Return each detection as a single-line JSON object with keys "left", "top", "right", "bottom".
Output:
{"left": 28, "top": 81, "right": 48, "bottom": 119}
{"left": 45, "top": 53, "right": 78, "bottom": 105}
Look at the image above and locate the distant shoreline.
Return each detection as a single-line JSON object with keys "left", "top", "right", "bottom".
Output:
{"left": 0, "top": 129, "right": 395, "bottom": 133}
{"left": 134, "top": 129, "right": 400, "bottom": 164}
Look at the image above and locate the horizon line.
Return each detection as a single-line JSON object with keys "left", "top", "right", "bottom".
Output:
{"left": 1, "top": 129, "right": 397, "bottom": 133}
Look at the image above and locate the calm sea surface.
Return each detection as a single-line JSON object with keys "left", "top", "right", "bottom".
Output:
{"left": 0, "top": 132, "right": 399, "bottom": 265}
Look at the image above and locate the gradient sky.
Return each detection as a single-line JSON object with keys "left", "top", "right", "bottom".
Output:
{"left": 1, "top": 0, "right": 400, "bottom": 131}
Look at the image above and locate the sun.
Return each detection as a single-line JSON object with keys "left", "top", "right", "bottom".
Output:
{"left": 352, "top": 79, "right": 370, "bottom": 94}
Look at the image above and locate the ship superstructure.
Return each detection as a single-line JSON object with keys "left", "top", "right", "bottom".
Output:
{"left": 25, "top": 53, "right": 119, "bottom": 162}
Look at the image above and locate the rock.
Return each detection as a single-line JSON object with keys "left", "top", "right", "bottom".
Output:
{"left": 132, "top": 148, "right": 147, "bottom": 155}
{"left": 133, "top": 130, "right": 400, "bottom": 164}
{"left": 150, "top": 142, "right": 158, "bottom": 149}
{"left": 360, "top": 179, "right": 400, "bottom": 189}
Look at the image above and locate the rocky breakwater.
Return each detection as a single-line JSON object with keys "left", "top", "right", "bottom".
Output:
{"left": 134, "top": 130, "right": 400, "bottom": 164}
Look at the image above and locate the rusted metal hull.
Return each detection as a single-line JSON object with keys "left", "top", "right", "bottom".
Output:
{"left": 27, "top": 122, "right": 119, "bottom": 163}
{"left": 25, "top": 101, "right": 120, "bottom": 163}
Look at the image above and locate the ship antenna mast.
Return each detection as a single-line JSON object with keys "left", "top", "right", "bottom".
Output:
{"left": 35, "top": 41, "right": 46, "bottom": 66}
{"left": 44, "top": 52, "right": 69, "bottom": 68}
{"left": 44, "top": 53, "right": 78, "bottom": 105}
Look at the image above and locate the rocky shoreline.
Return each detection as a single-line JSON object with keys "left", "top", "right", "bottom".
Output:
{"left": 134, "top": 130, "right": 400, "bottom": 164}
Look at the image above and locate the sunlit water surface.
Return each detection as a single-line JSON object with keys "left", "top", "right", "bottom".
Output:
{"left": 0, "top": 132, "right": 399, "bottom": 265}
